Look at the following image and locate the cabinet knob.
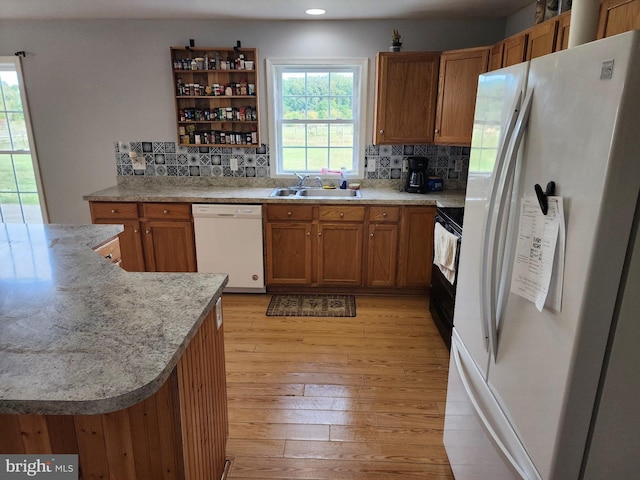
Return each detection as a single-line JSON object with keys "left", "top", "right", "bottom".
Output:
{"left": 163, "top": 209, "right": 169, "bottom": 214}
{"left": 318, "top": 232, "right": 322, "bottom": 236}
{"left": 339, "top": 212, "right": 344, "bottom": 218}
{"left": 382, "top": 212, "right": 387, "bottom": 217}
{"left": 370, "top": 233, "right": 374, "bottom": 237}
{"left": 145, "top": 230, "right": 151, "bottom": 234}
{"left": 435, "top": 129, "right": 439, "bottom": 134}
{"left": 379, "top": 129, "right": 384, "bottom": 134}
{"left": 111, "top": 209, "right": 117, "bottom": 214}
{"left": 134, "top": 229, "right": 140, "bottom": 233}
{"left": 287, "top": 211, "right": 292, "bottom": 217}
{"left": 306, "top": 231, "right": 311, "bottom": 236}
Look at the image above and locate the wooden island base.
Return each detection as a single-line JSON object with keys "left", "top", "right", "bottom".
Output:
{"left": 0, "top": 306, "right": 228, "bottom": 480}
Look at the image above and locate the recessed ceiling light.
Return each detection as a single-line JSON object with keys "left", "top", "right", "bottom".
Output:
{"left": 305, "top": 8, "right": 326, "bottom": 16}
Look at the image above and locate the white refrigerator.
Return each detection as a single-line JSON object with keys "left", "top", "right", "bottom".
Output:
{"left": 443, "top": 30, "right": 640, "bottom": 479}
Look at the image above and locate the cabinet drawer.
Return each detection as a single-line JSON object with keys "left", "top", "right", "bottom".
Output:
{"left": 266, "top": 205, "right": 314, "bottom": 221}
{"left": 94, "top": 236, "right": 122, "bottom": 265}
{"left": 142, "top": 203, "right": 192, "bottom": 220}
{"left": 90, "top": 202, "right": 139, "bottom": 220}
{"left": 319, "top": 206, "right": 365, "bottom": 222}
{"left": 369, "top": 206, "right": 400, "bottom": 223}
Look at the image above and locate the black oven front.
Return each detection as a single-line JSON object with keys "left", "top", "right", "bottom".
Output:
{"left": 429, "top": 207, "right": 463, "bottom": 350}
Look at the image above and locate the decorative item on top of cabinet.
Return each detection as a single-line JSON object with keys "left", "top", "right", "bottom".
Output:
{"left": 171, "top": 46, "right": 259, "bottom": 147}
{"left": 373, "top": 52, "right": 440, "bottom": 145}
{"left": 597, "top": 0, "right": 640, "bottom": 39}
{"left": 390, "top": 29, "right": 403, "bottom": 52}
{"left": 434, "top": 46, "right": 490, "bottom": 146}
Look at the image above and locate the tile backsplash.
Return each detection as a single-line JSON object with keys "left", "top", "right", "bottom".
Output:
{"left": 115, "top": 141, "right": 469, "bottom": 190}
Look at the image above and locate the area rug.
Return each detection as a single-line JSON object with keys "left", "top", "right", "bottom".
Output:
{"left": 266, "top": 294, "right": 356, "bottom": 317}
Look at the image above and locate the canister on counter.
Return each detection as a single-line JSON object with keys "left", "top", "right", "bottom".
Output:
{"left": 427, "top": 176, "right": 444, "bottom": 192}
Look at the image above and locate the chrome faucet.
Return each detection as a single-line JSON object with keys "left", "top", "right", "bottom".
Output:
{"left": 293, "top": 172, "right": 309, "bottom": 187}
{"left": 314, "top": 176, "right": 323, "bottom": 187}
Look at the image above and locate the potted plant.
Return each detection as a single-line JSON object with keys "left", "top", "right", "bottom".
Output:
{"left": 390, "top": 29, "right": 402, "bottom": 52}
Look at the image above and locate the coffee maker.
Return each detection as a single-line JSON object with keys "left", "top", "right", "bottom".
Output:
{"left": 405, "top": 157, "right": 428, "bottom": 193}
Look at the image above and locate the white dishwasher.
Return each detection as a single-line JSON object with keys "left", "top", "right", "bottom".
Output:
{"left": 192, "top": 204, "right": 265, "bottom": 293}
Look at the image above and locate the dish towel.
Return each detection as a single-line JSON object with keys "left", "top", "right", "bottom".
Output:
{"left": 433, "top": 222, "right": 459, "bottom": 284}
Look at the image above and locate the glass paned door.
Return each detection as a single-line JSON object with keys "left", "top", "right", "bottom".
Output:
{"left": 0, "top": 57, "right": 47, "bottom": 223}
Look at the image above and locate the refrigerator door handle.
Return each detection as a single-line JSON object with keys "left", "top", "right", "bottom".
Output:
{"left": 486, "top": 88, "right": 534, "bottom": 360}
{"left": 481, "top": 91, "right": 523, "bottom": 353}
{"left": 451, "top": 338, "right": 541, "bottom": 480}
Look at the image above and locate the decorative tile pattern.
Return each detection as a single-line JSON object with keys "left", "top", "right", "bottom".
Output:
{"left": 113, "top": 140, "right": 468, "bottom": 188}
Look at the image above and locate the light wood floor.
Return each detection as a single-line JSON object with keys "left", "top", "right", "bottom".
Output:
{"left": 221, "top": 294, "right": 454, "bottom": 480}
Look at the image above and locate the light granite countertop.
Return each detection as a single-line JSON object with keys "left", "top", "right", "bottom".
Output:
{"left": 0, "top": 223, "right": 227, "bottom": 415}
{"left": 83, "top": 182, "right": 466, "bottom": 208}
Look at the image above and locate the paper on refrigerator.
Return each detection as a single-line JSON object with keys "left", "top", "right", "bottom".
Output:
{"left": 510, "top": 196, "right": 565, "bottom": 312}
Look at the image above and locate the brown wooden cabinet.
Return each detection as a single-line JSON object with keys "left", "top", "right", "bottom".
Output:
{"left": 526, "top": 18, "right": 559, "bottom": 60}
{"left": 397, "top": 206, "right": 436, "bottom": 288}
{"left": 503, "top": 33, "right": 529, "bottom": 67}
{"left": 89, "top": 202, "right": 196, "bottom": 273}
{"left": 366, "top": 206, "right": 400, "bottom": 287}
{"left": 265, "top": 205, "right": 314, "bottom": 285}
{"left": 597, "top": 0, "right": 640, "bottom": 38}
{"left": 141, "top": 203, "right": 196, "bottom": 272}
{"left": 170, "top": 47, "right": 259, "bottom": 147}
{"left": 265, "top": 204, "right": 434, "bottom": 292}
{"left": 434, "top": 47, "right": 490, "bottom": 146}
{"left": 89, "top": 202, "right": 145, "bottom": 272}
{"left": 373, "top": 52, "right": 440, "bottom": 145}
{"left": 489, "top": 41, "right": 505, "bottom": 71}
{"left": 317, "top": 206, "right": 365, "bottom": 286}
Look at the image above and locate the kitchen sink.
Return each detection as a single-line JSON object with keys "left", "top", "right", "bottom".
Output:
{"left": 269, "top": 187, "right": 361, "bottom": 198}
{"left": 269, "top": 188, "right": 299, "bottom": 197}
{"left": 297, "top": 188, "right": 361, "bottom": 198}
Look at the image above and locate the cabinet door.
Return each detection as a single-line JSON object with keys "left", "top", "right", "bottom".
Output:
{"left": 597, "top": 0, "right": 640, "bottom": 38}
{"left": 317, "top": 223, "right": 364, "bottom": 286}
{"left": 373, "top": 52, "right": 440, "bottom": 144}
{"left": 397, "top": 206, "right": 435, "bottom": 288}
{"left": 265, "top": 222, "right": 313, "bottom": 285}
{"left": 555, "top": 10, "right": 572, "bottom": 51}
{"left": 89, "top": 202, "right": 145, "bottom": 272}
{"left": 434, "top": 47, "right": 490, "bottom": 146}
{"left": 503, "top": 33, "right": 528, "bottom": 67}
{"left": 366, "top": 223, "right": 399, "bottom": 287}
{"left": 142, "top": 220, "right": 196, "bottom": 272}
{"left": 526, "top": 19, "right": 559, "bottom": 60}
{"left": 489, "top": 42, "right": 505, "bottom": 71}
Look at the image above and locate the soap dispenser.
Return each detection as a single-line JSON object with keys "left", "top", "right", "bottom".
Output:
{"left": 340, "top": 167, "right": 348, "bottom": 189}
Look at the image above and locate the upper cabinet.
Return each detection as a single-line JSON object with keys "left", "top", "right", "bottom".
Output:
{"left": 526, "top": 18, "right": 559, "bottom": 60}
{"left": 489, "top": 42, "right": 505, "bottom": 71}
{"left": 170, "top": 47, "right": 259, "bottom": 147}
{"left": 434, "top": 47, "right": 490, "bottom": 146}
{"left": 555, "top": 10, "right": 572, "bottom": 51}
{"left": 373, "top": 52, "right": 440, "bottom": 145}
{"left": 503, "top": 33, "right": 529, "bottom": 67}
{"left": 597, "top": 0, "right": 640, "bottom": 38}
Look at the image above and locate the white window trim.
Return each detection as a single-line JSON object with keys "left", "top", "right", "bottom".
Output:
{"left": 265, "top": 57, "right": 368, "bottom": 180}
{"left": 0, "top": 56, "right": 48, "bottom": 223}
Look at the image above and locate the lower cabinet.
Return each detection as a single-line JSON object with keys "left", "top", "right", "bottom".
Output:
{"left": 397, "top": 206, "right": 436, "bottom": 288}
{"left": 265, "top": 204, "right": 434, "bottom": 291}
{"left": 90, "top": 201, "right": 196, "bottom": 273}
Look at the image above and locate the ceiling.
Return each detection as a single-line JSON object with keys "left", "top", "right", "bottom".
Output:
{"left": 0, "top": 0, "right": 532, "bottom": 21}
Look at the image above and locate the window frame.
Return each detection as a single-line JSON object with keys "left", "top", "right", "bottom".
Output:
{"left": 266, "top": 57, "right": 368, "bottom": 180}
{"left": 0, "top": 56, "right": 48, "bottom": 223}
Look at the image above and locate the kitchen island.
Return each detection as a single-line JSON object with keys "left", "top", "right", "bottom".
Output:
{"left": 0, "top": 223, "right": 229, "bottom": 480}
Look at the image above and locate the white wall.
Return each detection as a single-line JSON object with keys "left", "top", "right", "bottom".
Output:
{"left": 0, "top": 18, "right": 504, "bottom": 224}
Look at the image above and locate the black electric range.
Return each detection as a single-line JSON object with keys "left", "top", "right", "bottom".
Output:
{"left": 429, "top": 206, "right": 464, "bottom": 350}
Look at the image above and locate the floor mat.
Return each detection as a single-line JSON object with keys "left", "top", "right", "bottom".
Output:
{"left": 266, "top": 294, "right": 356, "bottom": 317}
